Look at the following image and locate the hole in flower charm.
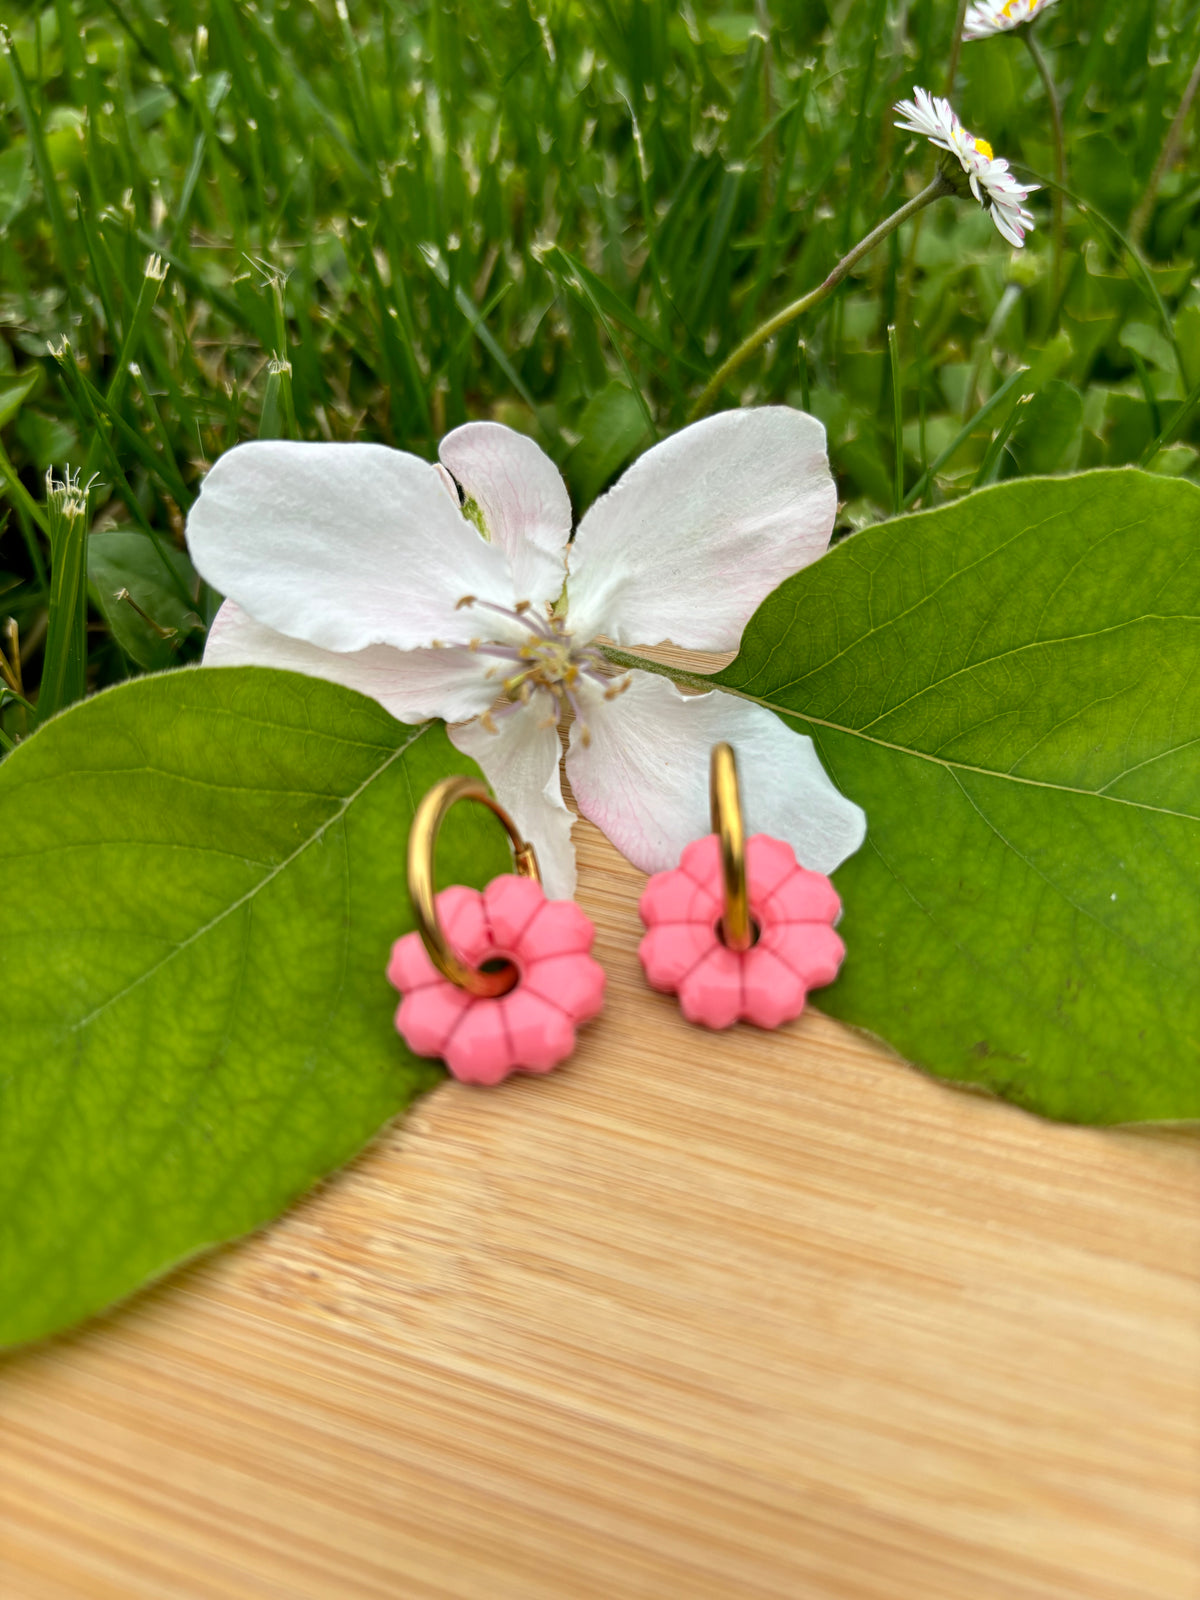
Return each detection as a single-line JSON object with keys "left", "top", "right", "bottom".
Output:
{"left": 388, "top": 875, "right": 605, "bottom": 1086}
{"left": 638, "top": 834, "right": 844, "bottom": 1032}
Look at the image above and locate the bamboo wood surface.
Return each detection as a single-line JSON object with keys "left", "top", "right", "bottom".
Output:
{"left": 2, "top": 810, "right": 1199, "bottom": 1599}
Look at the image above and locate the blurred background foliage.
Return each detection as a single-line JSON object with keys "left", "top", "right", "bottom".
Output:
{"left": 1, "top": 0, "right": 1199, "bottom": 738}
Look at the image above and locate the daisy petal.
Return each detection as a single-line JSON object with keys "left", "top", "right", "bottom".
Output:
{"left": 567, "top": 671, "right": 866, "bottom": 877}
{"left": 565, "top": 408, "right": 836, "bottom": 651}
{"left": 438, "top": 422, "right": 572, "bottom": 607}
{"left": 186, "top": 441, "right": 520, "bottom": 654}
{"left": 203, "top": 600, "right": 499, "bottom": 724}
{"left": 450, "top": 706, "right": 577, "bottom": 901}
{"left": 894, "top": 88, "right": 960, "bottom": 158}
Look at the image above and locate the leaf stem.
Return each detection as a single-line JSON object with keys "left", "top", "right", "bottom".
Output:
{"left": 1024, "top": 31, "right": 1065, "bottom": 293}
{"left": 600, "top": 645, "right": 719, "bottom": 695}
{"left": 688, "top": 173, "right": 953, "bottom": 421}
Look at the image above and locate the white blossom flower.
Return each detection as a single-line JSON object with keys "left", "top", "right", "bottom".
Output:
{"left": 963, "top": 0, "right": 1058, "bottom": 40}
{"left": 186, "top": 411, "right": 866, "bottom": 900}
{"left": 894, "top": 87, "right": 1039, "bottom": 248}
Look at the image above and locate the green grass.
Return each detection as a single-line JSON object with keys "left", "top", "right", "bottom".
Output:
{"left": 1, "top": 0, "right": 1199, "bottom": 738}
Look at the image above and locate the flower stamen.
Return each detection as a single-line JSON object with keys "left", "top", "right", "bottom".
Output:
{"left": 456, "top": 594, "right": 557, "bottom": 641}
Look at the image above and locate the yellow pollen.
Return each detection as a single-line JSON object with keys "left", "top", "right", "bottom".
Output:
{"left": 502, "top": 634, "right": 580, "bottom": 701}
{"left": 974, "top": 137, "right": 993, "bottom": 161}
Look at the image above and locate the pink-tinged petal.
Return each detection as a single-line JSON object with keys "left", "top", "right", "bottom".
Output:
{"left": 442, "top": 1003, "right": 519, "bottom": 1085}
{"left": 482, "top": 873, "right": 547, "bottom": 950}
{"left": 395, "top": 984, "right": 473, "bottom": 1060}
{"left": 499, "top": 988, "right": 576, "bottom": 1072}
{"left": 677, "top": 944, "right": 743, "bottom": 1030}
{"left": 638, "top": 921, "right": 718, "bottom": 992}
{"left": 204, "top": 600, "right": 499, "bottom": 724}
{"left": 565, "top": 408, "right": 836, "bottom": 650}
{"left": 761, "top": 921, "right": 845, "bottom": 988}
{"left": 387, "top": 930, "right": 441, "bottom": 994}
{"left": 743, "top": 834, "right": 799, "bottom": 904}
{"left": 438, "top": 422, "right": 572, "bottom": 608}
{"left": 760, "top": 866, "right": 842, "bottom": 927}
{"left": 638, "top": 866, "right": 720, "bottom": 927}
{"left": 740, "top": 945, "right": 808, "bottom": 1030}
{"left": 522, "top": 953, "right": 606, "bottom": 1022}
{"left": 186, "top": 440, "right": 520, "bottom": 654}
{"left": 450, "top": 707, "right": 576, "bottom": 901}
{"left": 517, "top": 898, "right": 597, "bottom": 958}
{"left": 567, "top": 672, "right": 866, "bottom": 879}
{"left": 434, "top": 462, "right": 460, "bottom": 504}
{"left": 438, "top": 886, "right": 492, "bottom": 969}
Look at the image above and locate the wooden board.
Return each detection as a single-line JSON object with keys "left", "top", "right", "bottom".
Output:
{"left": 2, "top": 814, "right": 1198, "bottom": 1600}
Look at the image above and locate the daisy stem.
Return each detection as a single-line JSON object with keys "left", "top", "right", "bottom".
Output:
{"left": 897, "top": 0, "right": 969, "bottom": 337}
{"left": 1024, "top": 31, "right": 1065, "bottom": 293}
{"left": 943, "top": 0, "right": 971, "bottom": 97}
{"left": 688, "top": 173, "right": 952, "bottom": 422}
{"left": 1128, "top": 48, "right": 1200, "bottom": 251}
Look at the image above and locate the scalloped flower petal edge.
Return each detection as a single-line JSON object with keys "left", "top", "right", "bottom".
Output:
{"left": 388, "top": 874, "right": 605, "bottom": 1085}
{"left": 638, "top": 834, "right": 845, "bottom": 1031}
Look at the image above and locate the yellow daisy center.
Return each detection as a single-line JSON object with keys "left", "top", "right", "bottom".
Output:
{"left": 974, "top": 137, "right": 994, "bottom": 161}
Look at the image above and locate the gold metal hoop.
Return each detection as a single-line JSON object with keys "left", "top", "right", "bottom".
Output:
{"left": 709, "top": 743, "right": 753, "bottom": 952}
{"left": 408, "top": 775, "right": 541, "bottom": 996}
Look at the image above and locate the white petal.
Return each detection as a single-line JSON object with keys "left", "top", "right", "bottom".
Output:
{"left": 962, "top": 2, "right": 1003, "bottom": 37}
{"left": 565, "top": 408, "right": 837, "bottom": 651}
{"left": 203, "top": 600, "right": 499, "bottom": 723}
{"left": 566, "top": 671, "right": 865, "bottom": 878}
{"left": 894, "top": 89, "right": 961, "bottom": 158}
{"left": 438, "top": 422, "right": 572, "bottom": 607}
{"left": 186, "top": 441, "right": 520, "bottom": 654}
{"left": 990, "top": 204, "right": 1026, "bottom": 248}
{"left": 450, "top": 706, "right": 577, "bottom": 901}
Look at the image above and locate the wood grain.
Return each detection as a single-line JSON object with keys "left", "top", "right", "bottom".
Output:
{"left": 2, "top": 809, "right": 1198, "bottom": 1599}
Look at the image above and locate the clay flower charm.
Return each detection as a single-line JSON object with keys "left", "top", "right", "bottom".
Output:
{"left": 388, "top": 875, "right": 604, "bottom": 1085}
{"left": 963, "top": 0, "right": 1058, "bottom": 38}
{"left": 638, "top": 834, "right": 844, "bottom": 1031}
{"left": 894, "top": 87, "right": 1039, "bottom": 247}
{"left": 187, "top": 408, "right": 866, "bottom": 900}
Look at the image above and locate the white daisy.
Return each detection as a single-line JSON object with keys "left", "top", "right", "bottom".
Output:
{"left": 894, "top": 87, "right": 1039, "bottom": 248}
{"left": 963, "top": 0, "right": 1058, "bottom": 40}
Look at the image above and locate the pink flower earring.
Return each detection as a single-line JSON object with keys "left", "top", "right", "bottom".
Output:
{"left": 388, "top": 776, "right": 605, "bottom": 1085}
{"left": 638, "top": 743, "right": 845, "bottom": 1031}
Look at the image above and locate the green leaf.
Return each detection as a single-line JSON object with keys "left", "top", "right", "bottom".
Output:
{"left": 714, "top": 470, "right": 1200, "bottom": 1124}
{"left": 1006, "top": 381, "right": 1083, "bottom": 477}
{"left": 0, "top": 140, "right": 32, "bottom": 230}
{"left": 565, "top": 381, "right": 654, "bottom": 506}
{"left": 14, "top": 408, "right": 77, "bottom": 471}
{"left": 0, "top": 366, "right": 38, "bottom": 429}
{"left": 87, "top": 529, "right": 201, "bottom": 670}
{"left": 0, "top": 668, "right": 510, "bottom": 1347}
